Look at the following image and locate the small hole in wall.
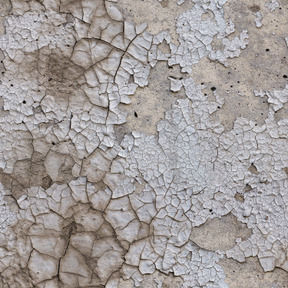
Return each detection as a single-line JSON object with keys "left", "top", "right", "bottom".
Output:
{"left": 134, "top": 111, "right": 138, "bottom": 118}
{"left": 22, "top": 100, "right": 26, "bottom": 104}
{"left": 266, "top": 48, "right": 270, "bottom": 52}
{"left": 283, "top": 75, "right": 288, "bottom": 78}
{"left": 209, "top": 209, "right": 213, "bottom": 213}
{"left": 48, "top": 78, "right": 53, "bottom": 81}
{"left": 52, "top": 142, "right": 55, "bottom": 145}
{"left": 211, "top": 87, "right": 216, "bottom": 91}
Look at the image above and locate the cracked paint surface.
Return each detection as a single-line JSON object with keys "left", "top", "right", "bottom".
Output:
{"left": 0, "top": 0, "right": 288, "bottom": 287}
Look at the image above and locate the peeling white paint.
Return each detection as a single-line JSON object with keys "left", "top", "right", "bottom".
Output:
{"left": 0, "top": 0, "right": 287, "bottom": 287}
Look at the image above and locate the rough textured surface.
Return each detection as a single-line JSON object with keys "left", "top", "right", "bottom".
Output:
{"left": 0, "top": 0, "right": 288, "bottom": 287}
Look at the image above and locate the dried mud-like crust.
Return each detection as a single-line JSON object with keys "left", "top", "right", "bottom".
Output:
{"left": 0, "top": 0, "right": 287, "bottom": 287}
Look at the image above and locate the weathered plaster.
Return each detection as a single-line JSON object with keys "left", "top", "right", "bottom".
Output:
{"left": 0, "top": 0, "right": 287, "bottom": 287}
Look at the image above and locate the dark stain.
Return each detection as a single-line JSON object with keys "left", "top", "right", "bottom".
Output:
{"left": 0, "top": 151, "right": 53, "bottom": 199}
{"left": 43, "top": 48, "right": 84, "bottom": 90}
{"left": 249, "top": 5, "right": 260, "bottom": 12}
{"left": 0, "top": 152, "right": 52, "bottom": 197}
{"left": 248, "top": 163, "right": 258, "bottom": 175}
{"left": 283, "top": 167, "right": 288, "bottom": 177}
{"left": 234, "top": 192, "right": 244, "bottom": 203}
{"left": 244, "top": 184, "right": 252, "bottom": 192}
{"left": 0, "top": 169, "right": 27, "bottom": 199}
{"left": 159, "top": 0, "right": 169, "bottom": 8}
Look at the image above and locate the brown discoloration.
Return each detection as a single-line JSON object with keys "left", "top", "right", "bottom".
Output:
{"left": 0, "top": 151, "right": 52, "bottom": 198}
{"left": 13, "top": 152, "right": 52, "bottom": 189}
{"left": 284, "top": 167, "right": 288, "bottom": 177}
{"left": 235, "top": 192, "right": 244, "bottom": 202}
{"left": 0, "top": 0, "right": 12, "bottom": 17}
{"left": 1, "top": 267, "right": 32, "bottom": 288}
{"left": 159, "top": 0, "right": 169, "bottom": 8}
{"left": 249, "top": 4, "right": 260, "bottom": 13}
{"left": 248, "top": 163, "right": 259, "bottom": 175}
{"left": 37, "top": 47, "right": 85, "bottom": 91}
{"left": 0, "top": 169, "right": 27, "bottom": 199}
{"left": 244, "top": 184, "right": 252, "bottom": 192}
{"left": 0, "top": 47, "right": 85, "bottom": 190}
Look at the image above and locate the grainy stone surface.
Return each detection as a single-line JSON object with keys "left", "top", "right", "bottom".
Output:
{"left": 0, "top": 0, "right": 287, "bottom": 287}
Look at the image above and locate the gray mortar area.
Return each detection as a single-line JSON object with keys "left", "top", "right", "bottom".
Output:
{"left": 0, "top": 0, "right": 288, "bottom": 287}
